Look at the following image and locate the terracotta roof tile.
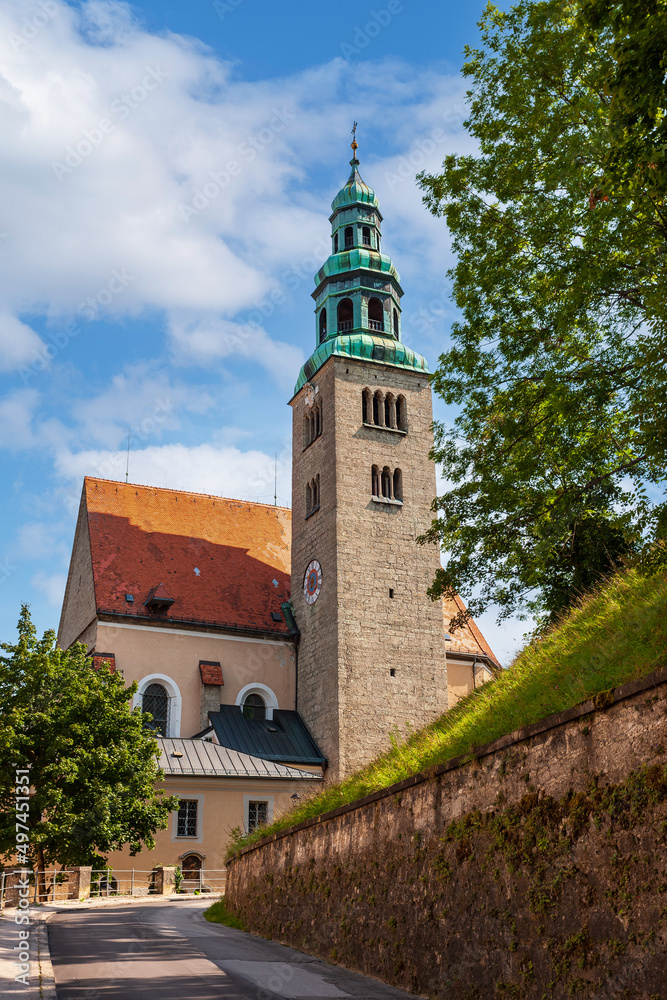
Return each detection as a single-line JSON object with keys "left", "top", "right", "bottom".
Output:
{"left": 199, "top": 661, "right": 224, "bottom": 686}
{"left": 84, "top": 478, "right": 291, "bottom": 635}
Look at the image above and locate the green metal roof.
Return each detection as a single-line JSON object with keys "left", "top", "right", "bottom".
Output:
{"left": 293, "top": 333, "right": 430, "bottom": 396}
{"left": 330, "top": 159, "right": 380, "bottom": 214}
{"left": 314, "top": 249, "right": 400, "bottom": 289}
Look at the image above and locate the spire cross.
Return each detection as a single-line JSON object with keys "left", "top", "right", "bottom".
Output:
{"left": 350, "top": 121, "right": 359, "bottom": 160}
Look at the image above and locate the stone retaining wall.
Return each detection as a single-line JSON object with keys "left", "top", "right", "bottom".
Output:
{"left": 226, "top": 668, "right": 667, "bottom": 999}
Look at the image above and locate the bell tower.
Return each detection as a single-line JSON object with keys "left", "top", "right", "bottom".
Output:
{"left": 289, "top": 139, "right": 448, "bottom": 781}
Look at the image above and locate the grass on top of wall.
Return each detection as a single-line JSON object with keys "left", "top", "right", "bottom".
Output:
{"left": 227, "top": 567, "right": 667, "bottom": 860}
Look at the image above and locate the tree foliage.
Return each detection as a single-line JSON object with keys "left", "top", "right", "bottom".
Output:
{"left": 0, "top": 606, "right": 178, "bottom": 869}
{"left": 418, "top": 0, "right": 667, "bottom": 628}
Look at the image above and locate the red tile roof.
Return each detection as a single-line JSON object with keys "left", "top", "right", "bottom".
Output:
{"left": 90, "top": 652, "right": 116, "bottom": 672}
{"left": 83, "top": 478, "right": 291, "bottom": 636}
{"left": 199, "top": 661, "right": 224, "bottom": 685}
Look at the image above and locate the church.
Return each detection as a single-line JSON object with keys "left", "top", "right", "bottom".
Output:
{"left": 57, "top": 142, "right": 497, "bottom": 876}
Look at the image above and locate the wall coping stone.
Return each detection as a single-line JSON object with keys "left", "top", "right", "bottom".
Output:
{"left": 230, "top": 663, "right": 667, "bottom": 862}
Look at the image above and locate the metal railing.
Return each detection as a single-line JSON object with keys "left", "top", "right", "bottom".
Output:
{"left": 0, "top": 867, "right": 227, "bottom": 908}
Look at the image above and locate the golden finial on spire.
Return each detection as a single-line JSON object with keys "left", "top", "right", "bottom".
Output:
{"left": 351, "top": 121, "right": 358, "bottom": 158}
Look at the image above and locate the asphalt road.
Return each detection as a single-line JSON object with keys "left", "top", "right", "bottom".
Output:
{"left": 48, "top": 899, "right": 417, "bottom": 1000}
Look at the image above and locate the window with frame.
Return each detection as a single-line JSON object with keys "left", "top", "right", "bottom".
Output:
{"left": 177, "top": 799, "right": 198, "bottom": 837}
{"left": 248, "top": 800, "right": 269, "bottom": 833}
{"left": 142, "top": 683, "right": 169, "bottom": 736}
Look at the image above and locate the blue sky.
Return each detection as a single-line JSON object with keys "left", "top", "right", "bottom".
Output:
{"left": 0, "top": 0, "right": 529, "bottom": 663}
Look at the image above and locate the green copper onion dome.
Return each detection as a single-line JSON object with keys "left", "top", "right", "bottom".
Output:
{"left": 331, "top": 157, "right": 380, "bottom": 214}
{"left": 291, "top": 132, "right": 430, "bottom": 398}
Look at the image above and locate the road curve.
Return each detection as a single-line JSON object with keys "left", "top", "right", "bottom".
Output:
{"left": 48, "top": 899, "right": 417, "bottom": 1000}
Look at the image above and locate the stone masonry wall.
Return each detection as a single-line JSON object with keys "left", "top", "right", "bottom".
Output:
{"left": 290, "top": 355, "right": 447, "bottom": 780}
{"left": 226, "top": 668, "right": 667, "bottom": 999}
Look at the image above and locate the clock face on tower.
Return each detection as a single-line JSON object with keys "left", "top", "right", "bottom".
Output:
{"left": 304, "top": 560, "right": 322, "bottom": 604}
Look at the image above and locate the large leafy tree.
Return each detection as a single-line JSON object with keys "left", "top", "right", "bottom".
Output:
{"left": 418, "top": 0, "right": 667, "bottom": 628}
{"left": 0, "top": 606, "right": 178, "bottom": 874}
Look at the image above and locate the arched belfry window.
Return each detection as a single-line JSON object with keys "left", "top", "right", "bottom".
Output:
{"left": 385, "top": 393, "right": 396, "bottom": 429}
{"left": 333, "top": 232, "right": 339, "bottom": 253}
{"left": 381, "top": 466, "right": 393, "bottom": 499}
{"left": 303, "top": 400, "right": 322, "bottom": 449}
{"left": 362, "top": 225, "right": 371, "bottom": 247}
{"left": 393, "top": 308, "right": 399, "bottom": 338}
{"left": 370, "top": 465, "right": 403, "bottom": 503}
{"left": 396, "top": 395, "right": 407, "bottom": 430}
{"left": 243, "top": 692, "right": 266, "bottom": 721}
{"left": 319, "top": 308, "right": 327, "bottom": 343}
{"left": 373, "top": 390, "right": 384, "bottom": 426}
{"left": 337, "top": 298, "right": 353, "bottom": 333}
{"left": 362, "top": 388, "right": 372, "bottom": 424}
{"left": 344, "top": 226, "right": 353, "bottom": 249}
{"left": 143, "top": 683, "right": 169, "bottom": 736}
{"left": 368, "top": 297, "right": 384, "bottom": 332}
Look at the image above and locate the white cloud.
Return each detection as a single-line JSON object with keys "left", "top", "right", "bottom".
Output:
{"left": 0, "top": 0, "right": 467, "bottom": 375}
{"left": 54, "top": 441, "right": 292, "bottom": 506}
{"left": 67, "top": 363, "right": 214, "bottom": 449}
{"left": 0, "top": 388, "right": 39, "bottom": 448}
{"left": 31, "top": 570, "right": 67, "bottom": 607}
{"left": 0, "top": 313, "right": 44, "bottom": 371}
{"left": 168, "top": 315, "right": 304, "bottom": 389}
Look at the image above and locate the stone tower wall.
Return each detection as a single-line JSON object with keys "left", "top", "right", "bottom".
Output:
{"left": 291, "top": 355, "right": 447, "bottom": 779}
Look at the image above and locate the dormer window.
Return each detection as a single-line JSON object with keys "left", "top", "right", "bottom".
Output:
{"left": 144, "top": 584, "right": 175, "bottom": 610}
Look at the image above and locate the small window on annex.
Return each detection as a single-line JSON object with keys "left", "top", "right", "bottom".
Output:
{"left": 242, "top": 692, "right": 266, "bottom": 721}
{"left": 248, "top": 800, "right": 269, "bottom": 833}
{"left": 142, "top": 683, "right": 169, "bottom": 736}
{"left": 177, "top": 799, "right": 198, "bottom": 837}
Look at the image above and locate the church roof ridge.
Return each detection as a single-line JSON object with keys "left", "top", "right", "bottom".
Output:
{"left": 83, "top": 476, "right": 291, "bottom": 513}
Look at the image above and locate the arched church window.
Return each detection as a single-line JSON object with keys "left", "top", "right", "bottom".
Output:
{"left": 333, "top": 232, "right": 339, "bottom": 253}
{"left": 337, "top": 298, "right": 353, "bottom": 333}
{"left": 362, "top": 388, "right": 372, "bottom": 424}
{"left": 393, "top": 308, "right": 399, "bottom": 338}
{"left": 306, "top": 481, "right": 312, "bottom": 513}
{"left": 368, "top": 297, "right": 384, "bottom": 332}
{"left": 362, "top": 225, "right": 371, "bottom": 247}
{"left": 319, "top": 309, "right": 327, "bottom": 343}
{"left": 344, "top": 226, "right": 353, "bottom": 249}
{"left": 314, "top": 474, "right": 320, "bottom": 509}
{"left": 396, "top": 395, "right": 407, "bottom": 430}
{"left": 242, "top": 692, "right": 266, "bottom": 721}
{"left": 371, "top": 464, "right": 380, "bottom": 497}
{"left": 393, "top": 468, "right": 403, "bottom": 501}
{"left": 143, "top": 683, "right": 169, "bottom": 736}
{"left": 373, "top": 390, "right": 384, "bottom": 426}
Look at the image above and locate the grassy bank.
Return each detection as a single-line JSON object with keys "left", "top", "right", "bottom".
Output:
{"left": 203, "top": 897, "right": 246, "bottom": 929}
{"left": 227, "top": 568, "right": 667, "bottom": 858}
